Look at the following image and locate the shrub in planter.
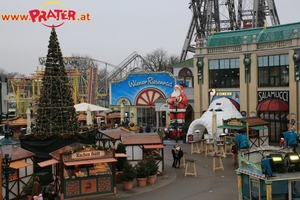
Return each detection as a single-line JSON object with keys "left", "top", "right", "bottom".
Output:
{"left": 120, "top": 162, "right": 136, "bottom": 190}
{"left": 135, "top": 160, "right": 150, "bottom": 187}
{"left": 146, "top": 156, "right": 159, "bottom": 176}
{"left": 116, "top": 143, "right": 127, "bottom": 171}
{"left": 135, "top": 160, "right": 150, "bottom": 178}
{"left": 120, "top": 162, "right": 136, "bottom": 181}
{"left": 22, "top": 177, "right": 34, "bottom": 198}
{"left": 146, "top": 156, "right": 159, "bottom": 184}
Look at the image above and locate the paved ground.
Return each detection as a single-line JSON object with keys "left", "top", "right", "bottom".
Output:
{"left": 90, "top": 140, "right": 239, "bottom": 200}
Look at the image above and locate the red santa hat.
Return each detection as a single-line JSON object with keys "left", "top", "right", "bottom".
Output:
{"left": 174, "top": 84, "right": 184, "bottom": 91}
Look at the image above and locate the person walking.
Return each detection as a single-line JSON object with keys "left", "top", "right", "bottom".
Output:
{"left": 43, "top": 179, "right": 57, "bottom": 200}
{"left": 171, "top": 145, "right": 176, "bottom": 168}
{"left": 32, "top": 176, "right": 41, "bottom": 199}
{"left": 231, "top": 141, "right": 239, "bottom": 166}
{"left": 145, "top": 124, "right": 151, "bottom": 133}
{"left": 174, "top": 145, "right": 183, "bottom": 168}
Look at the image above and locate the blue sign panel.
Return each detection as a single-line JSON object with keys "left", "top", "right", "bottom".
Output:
{"left": 110, "top": 72, "right": 175, "bottom": 105}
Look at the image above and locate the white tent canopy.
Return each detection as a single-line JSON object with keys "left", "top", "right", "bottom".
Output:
{"left": 74, "top": 102, "right": 111, "bottom": 112}
{"left": 187, "top": 97, "right": 243, "bottom": 140}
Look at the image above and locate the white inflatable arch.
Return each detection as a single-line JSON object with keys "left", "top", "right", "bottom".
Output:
{"left": 187, "top": 97, "right": 243, "bottom": 140}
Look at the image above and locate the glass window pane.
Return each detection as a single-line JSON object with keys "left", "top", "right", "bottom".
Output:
{"left": 209, "top": 60, "right": 218, "bottom": 69}
{"left": 269, "top": 55, "right": 274, "bottom": 66}
{"left": 224, "top": 59, "right": 230, "bottom": 69}
{"left": 258, "top": 57, "right": 263, "bottom": 67}
{"left": 273, "top": 55, "right": 279, "bottom": 66}
{"left": 280, "top": 54, "right": 289, "bottom": 65}
{"left": 220, "top": 60, "right": 225, "bottom": 69}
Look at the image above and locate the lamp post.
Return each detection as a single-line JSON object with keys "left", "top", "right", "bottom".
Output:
{"left": 0, "top": 127, "right": 18, "bottom": 200}
{"left": 175, "top": 100, "right": 178, "bottom": 143}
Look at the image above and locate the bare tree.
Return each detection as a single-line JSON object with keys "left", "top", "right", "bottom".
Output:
{"left": 142, "top": 48, "right": 179, "bottom": 73}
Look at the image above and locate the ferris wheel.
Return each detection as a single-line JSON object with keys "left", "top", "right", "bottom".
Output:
{"left": 180, "top": 0, "right": 280, "bottom": 61}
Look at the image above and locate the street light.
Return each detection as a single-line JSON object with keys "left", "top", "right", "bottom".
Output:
{"left": 0, "top": 129, "right": 18, "bottom": 200}
{"left": 175, "top": 100, "right": 178, "bottom": 143}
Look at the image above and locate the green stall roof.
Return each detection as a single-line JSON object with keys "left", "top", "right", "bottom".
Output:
{"left": 206, "top": 22, "right": 300, "bottom": 47}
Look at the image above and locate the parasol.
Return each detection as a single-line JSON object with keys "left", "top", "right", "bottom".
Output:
{"left": 26, "top": 108, "right": 31, "bottom": 135}
{"left": 74, "top": 102, "right": 110, "bottom": 112}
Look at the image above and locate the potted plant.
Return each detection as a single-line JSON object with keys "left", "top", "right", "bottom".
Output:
{"left": 146, "top": 156, "right": 159, "bottom": 184}
{"left": 135, "top": 160, "right": 149, "bottom": 187}
{"left": 22, "top": 177, "right": 34, "bottom": 200}
{"left": 120, "top": 162, "right": 136, "bottom": 190}
{"left": 115, "top": 143, "right": 127, "bottom": 183}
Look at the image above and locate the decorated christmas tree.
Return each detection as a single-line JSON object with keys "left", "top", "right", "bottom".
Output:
{"left": 34, "top": 27, "right": 78, "bottom": 140}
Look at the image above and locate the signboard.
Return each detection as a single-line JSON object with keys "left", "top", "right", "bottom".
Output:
{"left": 110, "top": 72, "right": 175, "bottom": 105}
{"left": 228, "top": 120, "right": 244, "bottom": 126}
{"left": 71, "top": 150, "right": 105, "bottom": 159}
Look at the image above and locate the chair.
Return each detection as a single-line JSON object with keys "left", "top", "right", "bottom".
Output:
{"left": 224, "top": 136, "right": 234, "bottom": 156}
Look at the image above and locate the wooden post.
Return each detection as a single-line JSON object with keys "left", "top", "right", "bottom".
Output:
{"left": 236, "top": 172, "right": 243, "bottom": 200}
{"left": 265, "top": 180, "right": 272, "bottom": 200}
{"left": 59, "top": 151, "right": 64, "bottom": 199}
{"left": 0, "top": 153, "right": 2, "bottom": 200}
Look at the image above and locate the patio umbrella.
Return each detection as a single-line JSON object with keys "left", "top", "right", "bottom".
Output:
{"left": 211, "top": 109, "right": 217, "bottom": 154}
{"left": 74, "top": 102, "right": 110, "bottom": 112}
{"left": 120, "top": 102, "right": 124, "bottom": 124}
{"left": 26, "top": 108, "right": 31, "bottom": 135}
{"left": 86, "top": 106, "right": 93, "bottom": 126}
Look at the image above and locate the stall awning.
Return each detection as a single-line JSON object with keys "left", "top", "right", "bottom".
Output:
{"left": 250, "top": 126, "right": 267, "bottom": 130}
{"left": 64, "top": 158, "right": 117, "bottom": 166}
{"left": 10, "top": 161, "right": 32, "bottom": 169}
{"left": 217, "top": 125, "right": 245, "bottom": 130}
{"left": 115, "top": 153, "right": 130, "bottom": 158}
{"left": 38, "top": 159, "right": 59, "bottom": 168}
{"left": 143, "top": 144, "right": 164, "bottom": 149}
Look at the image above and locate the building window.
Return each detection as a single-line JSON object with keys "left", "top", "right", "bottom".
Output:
{"left": 250, "top": 178, "right": 260, "bottom": 199}
{"left": 258, "top": 111, "right": 289, "bottom": 142}
{"left": 209, "top": 58, "right": 240, "bottom": 88}
{"left": 258, "top": 54, "right": 289, "bottom": 87}
{"left": 178, "top": 68, "right": 193, "bottom": 87}
{"left": 137, "top": 107, "right": 155, "bottom": 126}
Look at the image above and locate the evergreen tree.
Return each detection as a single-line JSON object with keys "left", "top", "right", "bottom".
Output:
{"left": 34, "top": 27, "right": 78, "bottom": 139}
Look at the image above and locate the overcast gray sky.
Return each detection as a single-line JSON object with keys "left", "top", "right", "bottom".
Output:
{"left": 0, "top": 0, "right": 299, "bottom": 76}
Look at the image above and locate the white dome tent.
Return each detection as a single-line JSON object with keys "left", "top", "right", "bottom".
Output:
{"left": 187, "top": 97, "right": 243, "bottom": 141}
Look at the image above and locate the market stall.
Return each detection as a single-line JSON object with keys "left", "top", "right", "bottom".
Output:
{"left": 218, "top": 117, "right": 269, "bottom": 149}
{"left": 120, "top": 133, "right": 164, "bottom": 175}
{"left": 96, "top": 128, "right": 131, "bottom": 147}
{"left": 38, "top": 142, "right": 117, "bottom": 200}
{"left": 1, "top": 147, "right": 35, "bottom": 200}
{"left": 96, "top": 130, "right": 164, "bottom": 175}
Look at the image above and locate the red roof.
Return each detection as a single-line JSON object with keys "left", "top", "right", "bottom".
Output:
{"left": 256, "top": 98, "right": 289, "bottom": 111}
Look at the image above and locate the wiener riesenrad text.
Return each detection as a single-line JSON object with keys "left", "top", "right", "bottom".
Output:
{"left": 128, "top": 77, "right": 172, "bottom": 88}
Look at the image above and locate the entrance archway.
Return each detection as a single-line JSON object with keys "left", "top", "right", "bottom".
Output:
{"left": 135, "top": 88, "right": 166, "bottom": 126}
{"left": 256, "top": 98, "right": 289, "bottom": 143}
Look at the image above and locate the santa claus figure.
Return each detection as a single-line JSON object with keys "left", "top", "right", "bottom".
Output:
{"left": 167, "top": 84, "right": 188, "bottom": 123}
